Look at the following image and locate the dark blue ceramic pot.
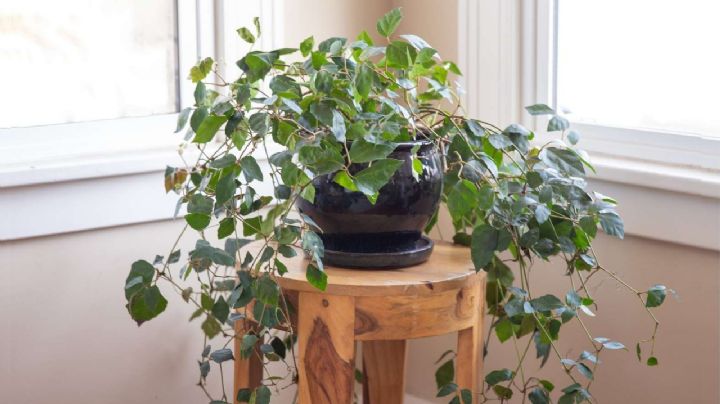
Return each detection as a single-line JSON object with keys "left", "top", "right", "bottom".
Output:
{"left": 296, "top": 139, "right": 443, "bottom": 260}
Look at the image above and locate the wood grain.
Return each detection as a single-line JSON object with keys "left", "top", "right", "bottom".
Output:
{"left": 273, "top": 241, "right": 480, "bottom": 296}
{"left": 354, "top": 284, "right": 482, "bottom": 340}
{"left": 362, "top": 340, "right": 407, "bottom": 404}
{"left": 297, "top": 292, "right": 356, "bottom": 404}
{"left": 455, "top": 279, "right": 486, "bottom": 403}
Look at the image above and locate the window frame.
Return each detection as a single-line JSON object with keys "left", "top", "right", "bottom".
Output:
{"left": 458, "top": 0, "right": 720, "bottom": 250}
{"left": 0, "top": 0, "right": 284, "bottom": 188}
{"left": 0, "top": 0, "right": 284, "bottom": 241}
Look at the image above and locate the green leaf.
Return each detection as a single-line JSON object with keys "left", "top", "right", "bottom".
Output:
{"left": 529, "top": 387, "right": 550, "bottom": 404}
{"left": 535, "top": 204, "right": 551, "bottom": 224}
{"left": 349, "top": 138, "right": 395, "bottom": 163}
{"left": 191, "top": 240, "right": 236, "bottom": 267}
{"left": 599, "top": 210, "right": 624, "bottom": 239}
{"left": 645, "top": 285, "right": 667, "bottom": 308}
{"left": 548, "top": 115, "right": 570, "bottom": 132}
{"left": 493, "top": 385, "right": 513, "bottom": 399}
{"left": 567, "top": 130, "right": 580, "bottom": 145}
{"left": 254, "top": 275, "right": 280, "bottom": 306}
{"left": 176, "top": 108, "right": 192, "bottom": 133}
{"left": 376, "top": 8, "right": 403, "bottom": 37}
{"left": 386, "top": 41, "right": 416, "bottom": 68}
{"left": 237, "top": 27, "right": 256, "bottom": 44}
{"left": 298, "top": 144, "right": 344, "bottom": 175}
{"left": 217, "top": 217, "right": 236, "bottom": 239}
{"left": 576, "top": 362, "right": 594, "bottom": 380}
{"left": 243, "top": 216, "right": 262, "bottom": 236}
{"left": 471, "top": 225, "right": 499, "bottom": 270}
{"left": 436, "top": 383, "right": 457, "bottom": 397}
{"left": 240, "top": 156, "right": 264, "bottom": 182}
{"left": 353, "top": 159, "right": 403, "bottom": 197}
{"left": 209, "top": 348, "right": 234, "bottom": 363}
{"left": 331, "top": 110, "right": 346, "bottom": 142}
{"left": 300, "top": 36, "right": 314, "bottom": 57}
{"left": 201, "top": 315, "right": 222, "bottom": 338}
{"left": 541, "top": 147, "right": 585, "bottom": 177}
{"left": 211, "top": 296, "right": 230, "bottom": 323}
{"left": 306, "top": 263, "right": 328, "bottom": 291}
{"left": 215, "top": 174, "right": 237, "bottom": 206}
{"left": 314, "top": 70, "right": 333, "bottom": 93}
{"left": 647, "top": 356, "right": 658, "bottom": 366}
{"left": 525, "top": 104, "right": 555, "bottom": 116}
{"left": 485, "top": 369, "right": 513, "bottom": 385}
{"left": 194, "top": 115, "right": 229, "bottom": 143}
{"left": 494, "top": 317, "right": 513, "bottom": 342}
{"left": 254, "top": 386, "right": 271, "bottom": 404}
{"left": 356, "top": 64, "right": 373, "bottom": 99}
{"left": 185, "top": 213, "right": 211, "bottom": 230}
{"left": 434, "top": 359, "right": 454, "bottom": 389}
{"left": 447, "top": 180, "right": 479, "bottom": 221}
{"left": 530, "top": 295, "right": 565, "bottom": 312}
{"left": 333, "top": 171, "right": 359, "bottom": 192}
{"left": 127, "top": 285, "right": 167, "bottom": 325}
{"left": 188, "top": 57, "right": 213, "bottom": 83}
{"left": 125, "top": 260, "right": 155, "bottom": 298}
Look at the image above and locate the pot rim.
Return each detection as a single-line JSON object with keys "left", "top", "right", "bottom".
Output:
{"left": 390, "top": 138, "right": 435, "bottom": 151}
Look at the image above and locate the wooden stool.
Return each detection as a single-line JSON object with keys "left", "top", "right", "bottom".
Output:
{"left": 234, "top": 240, "right": 486, "bottom": 404}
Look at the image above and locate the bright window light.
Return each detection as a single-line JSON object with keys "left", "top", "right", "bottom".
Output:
{"left": 557, "top": 0, "right": 720, "bottom": 138}
{"left": 0, "top": 1, "right": 177, "bottom": 128}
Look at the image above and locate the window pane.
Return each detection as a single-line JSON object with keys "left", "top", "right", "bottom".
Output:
{"left": 557, "top": 0, "right": 720, "bottom": 137}
{"left": 0, "top": 1, "right": 177, "bottom": 128}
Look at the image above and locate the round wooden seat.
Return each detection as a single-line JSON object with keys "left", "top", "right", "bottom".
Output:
{"left": 234, "top": 240, "right": 486, "bottom": 404}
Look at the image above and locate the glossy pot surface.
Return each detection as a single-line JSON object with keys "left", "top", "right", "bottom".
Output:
{"left": 296, "top": 140, "right": 443, "bottom": 254}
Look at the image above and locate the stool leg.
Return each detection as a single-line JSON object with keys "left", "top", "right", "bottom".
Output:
{"left": 362, "top": 340, "right": 407, "bottom": 404}
{"left": 297, "top": 292, "right": 356, "bottom": 404}
{"left": 233, "top": 318, "right": 262, "bottom": 402}
{"left": 455, "top": 283, "right": 485, "bottom": 403}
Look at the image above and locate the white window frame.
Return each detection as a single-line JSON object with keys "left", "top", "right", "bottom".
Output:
{"left": 459, "top": 0, "right": 719, "bottom": 250}
{"left": 0, "top": 0, "right": 283, "bottom": 240}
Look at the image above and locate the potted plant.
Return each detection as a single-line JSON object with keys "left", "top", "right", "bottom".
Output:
{"left": 124, "top": 9, "right": 668, "bottom": 403}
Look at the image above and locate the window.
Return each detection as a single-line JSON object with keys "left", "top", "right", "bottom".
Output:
{"left": 556, "top": 0, "right": 720, "bottom": 139}
{"left": 0, "top": 1, "right": 179, "bottom": 128}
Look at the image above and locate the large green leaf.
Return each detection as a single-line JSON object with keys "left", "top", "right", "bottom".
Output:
{"left": 349, "top": 138, "right": 395, "bottom": 163}
{"left": 194, "top": 115, "right": 228, "bottom": 143}
{"left": 447, "top": 180, "right": 479, "bottom": 221}
{"left": 599, "top": 210, "right": 624, "bottom": 239}
{"left": 127, "top": 285, "right": 167, "bottom": 325}
{"left": 353, "top": 159, "right": 403, "bottom": 196}
{"left": 306, "top": 263, "right": 327, "bottom": 291}
{"left": 541, "top": 147, "right": 585, "bottom": 177}
{"left": 240, "top": 156, "right": 264, "bottom": 183}
{"left": 471, "top": 225, "right": 499, "bottom": 269}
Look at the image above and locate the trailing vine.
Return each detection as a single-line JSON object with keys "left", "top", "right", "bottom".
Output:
{"left": 124, "top": 9, "right": 668, "bottom": 404}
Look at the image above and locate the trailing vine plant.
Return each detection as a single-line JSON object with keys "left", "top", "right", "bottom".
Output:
{"left": 124, "top": 9, "right": 669, "bottom": 404}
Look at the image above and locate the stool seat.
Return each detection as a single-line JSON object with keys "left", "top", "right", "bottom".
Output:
{"left": 234, "top": 240, "right": 486, "bottom": 404}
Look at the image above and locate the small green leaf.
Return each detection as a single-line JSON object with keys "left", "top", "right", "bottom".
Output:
{"left": 447, "top": 180, "right": 479, "bottom": 221}
{"left": 647, "top": 356, "right": 658, "bottom": 366}
{"left": 176, "top": 108, "right": 192, "bottom": 133}
{"left": 209, "top": 348, "right": 234, "bottom": 363}
{"left": 185, "top": 213, "right": 211, "bottom": 230}
{"left": 200, "top": 316, "right": 222, "bottom": 339}
{"left": 567, "top": 130, "right": 580, "bottom": 145}
{"left": 434, "top": 359, "right": 454, "bottom": 389}
{"left": 530, "top": 295, "right": 565, "bottom": 312}
{"left": 127, "top": 285, "right": 168, "bottom": 325}
{"left": 525, "top": 104, "right": 555, "bottom": 116}
{"left": 492, "top": 385, "right": 513, "bottom": 399}
{"left": 254, "top": 386, "right": 271, "bottom": 404}
{"left": 548, "top": 115, "right": 570, "bottom": 131}
{"left": 599, "top": 210, "right": 624, "bottom": 239}
{"left": 215, "top": 174, "right": 237, "bottom": 206}
{"left": 300, "top": 36, "right": 314, "bottom": 57}
{"left": 306, "top": 263, "right": 327, "bottom": 291}
{"left": 211, "top": 296, "right": 230, "bottom": 323}
{"left": 217, "top": 217, "right": 235, "bottom": 239}
{"left": 240, "top": 156, "right": 264, "bottom": 183}
{"left": 355, "top": 64, "right": 373, "bottom": 99}
{"left": 376, "top": 8, "right": 403, "bottom": 37}
{"left": 485, "top": 369, "right": 513, "bottom": 385}
{"left": 333, "top": 171, "right": 359, "bottom": 192}
{"left": 237, "top": 27, "right": 256, "bottom": 43}
{"left": 331, "top": 110, "right": 346, "bottom": 142}
{"left": 645, "top": 285, "right": 667, "bottom": 308}
{"left": 436, "top": 383, "right": 457, "bottom": 397}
